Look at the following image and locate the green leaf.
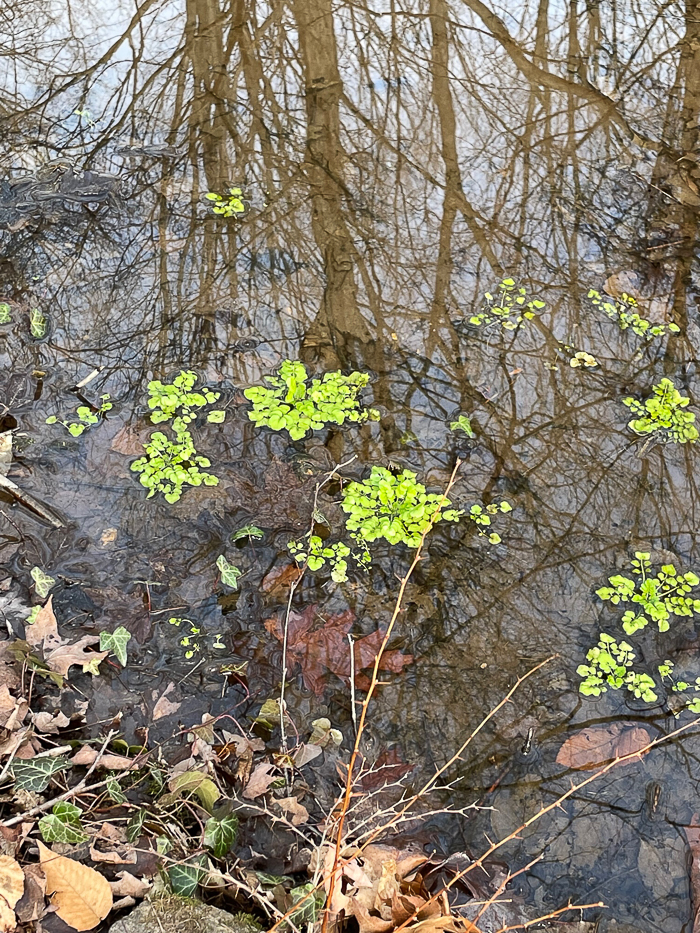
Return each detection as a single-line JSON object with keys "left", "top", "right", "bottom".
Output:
{"left": 216, "top": 555, "right": 242, "bottom": 589}
{"left": 12, "top": 756, "right": 70, "bottom": 793}
{"left": 231, "top": 524, "right": 264, "bottom": 542}
{"left": 168, "top": 858, "right": 206, "bottom": 897}
{"left": 39, "top": 802, "right": 89, "bottom": 844}
{"left": 100, "top": 626, "right": 132, "bottom": 667}
{"left": 126, "top": 808, "right": 146, "bottom": 843}
{"left": 289, "top": 883, "right": 326, "bottom": 925}
{"left": 107, "top": 774, "right": 127, "bottom": 804}
{"left": 207, "top": 410, "right": 226, "bottom": 424}
{"left": 204, "top": 813, "right": 239, "bottom": 858}
{"left": 45, "top": 415, "right": 57, "bottom": 424}
{"left": 30, "top": 567, "right": 56, "bottom": 599}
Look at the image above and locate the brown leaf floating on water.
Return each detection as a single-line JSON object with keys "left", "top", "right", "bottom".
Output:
{"left": 555, "top": 722, "right": 651, "bottom": 770}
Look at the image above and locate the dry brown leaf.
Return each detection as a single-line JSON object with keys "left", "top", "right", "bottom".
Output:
{"left": 349, "top": 902, "right": 393, "bottom": 933}
{"left": 108, "top": 871, "right": 151, "bottom": 899}
{"left": 25, "top": 597, "right": 61, "bottom": 652}
{"left": 152, "top": 684, "right": 181, "bottom": 720}
{"left": 276, "top": 796, "right": 310, "bottom": 826}
{"left": 243, "top": 762, "right": 277, "bottom": 799}
{"left": 32, "top": 711, "right": 70, "bottom": 734}
{"left": 0, "top": 855, "right": 24, "bottom": 909}
{"left": 38, "top": 841, "right": 112, "bottom": 931}
{"left": 15, "top": 864, "right": 46, "bottom": 923}
{"left": 44, "top": 637, "right": 108, "bottom": 678}
{"left": 555, "top": 723, "right": 651, "bottom": 770}
{"left": 71, "top": 745, "right": 139, "bottom": 771}
{"left": 0, "top": 900, "right": 15, "bottom": 933}
{"left": 294, "top": 743, "right": 323, "bottom": 768}
{"left": 410, "top": 917, "right": 475, "bottom": 933}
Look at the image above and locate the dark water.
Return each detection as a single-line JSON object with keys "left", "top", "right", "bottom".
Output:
{"left": 2, "top": 0, "right": 700, "bottom": 928}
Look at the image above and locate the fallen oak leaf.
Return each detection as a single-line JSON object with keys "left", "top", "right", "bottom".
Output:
{"left": 38, "top": 841, "right": 112, "bottom": 931}
{"left": 32, "top": 711, "right": 70, "bottom": 734}
{"left": 555, "top": 723, "right": 651, "bottom": 770}
{"left": 0, "top": 855, "right": 25, "bottom": 915}
{"left": 152, "top": 683, "right": 181, "bottom": 721}
{"left": 265, "top": 606, "right": 413, "bottom": 696}
{"left": 44, "top": 636, "right": 108, "bottom": 678}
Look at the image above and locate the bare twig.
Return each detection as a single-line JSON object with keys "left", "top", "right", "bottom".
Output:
{"left": 0, "top": 474, "right": 64, "bottom": 528}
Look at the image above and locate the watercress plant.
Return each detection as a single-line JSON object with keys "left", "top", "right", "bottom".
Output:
{"left": 469, "top": 278, "right": 545, "bottom": 330}
{"left": 622, "top": 378, "right": 698, "bottom": 445}
{"left": 244, "top": 360, "right": 379, "bottom": 441}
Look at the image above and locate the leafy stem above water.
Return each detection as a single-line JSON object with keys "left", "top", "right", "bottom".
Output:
{"left": 469, "top": 278, "right": 545, "bottom": 330}
{"left": 596, "top": 551, "right": 700, "bottom": 635}
{"left": 622, "top": 378, "right": 698, "bottom": 445}
{"left": 205, "top": 187, "right": 245, "bottom": 216}
{"left": 244, "top": 360, "right": 379, "bottom": 441}
{"left": 588, "top": 289, "right": 680, "bottom": 340}
{"left": 46, "top": 394, "right": 112, "bottom": 437}
{"left": 577, "top": 633, "right": 657, "bottom": 701}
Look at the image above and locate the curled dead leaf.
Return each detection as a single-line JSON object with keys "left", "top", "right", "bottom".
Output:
{"left": 276, "top": 796, "right": 310, "bottom": 826}
{"left": 71, "top": 745, "right": 141, "bottom": 771}
{"left": 243, "top": 762, "right": 278, "bottom": 799}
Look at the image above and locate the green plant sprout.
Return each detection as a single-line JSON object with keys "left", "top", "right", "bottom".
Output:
{"left": 468, "top": 500, "right": 512, "bottom": 544}
{"left": 596, "top": 551, "right": 700, "bottom": 635}
{"left": 0, "top": 303, "right": 11, "bottom": 324}
{"left": 205, "top": 187, "right": 245, "bottom": 216}
{"left": 341, "top": 467, "right": 461, "bottom": 549}
{"left": 29, "top": 308, "right": 46, "bottom": 338}
{"left": 231, "top": 524, "right": 263, "bottom": 543}
{"left": 244, "top": 360, "right": 379, "bottom": 441}
{"left": 658, "top": 660, "right": 700, "bottom": 714}
{"left": 450, "top": 415, "right": 475, "bottom": 437}
{"left": 46, "top": 394, "right": 113, "bottom": 437}
{"left": 469, "top": 278, "right": 545, "bottom": 330}
{"left": 131, "top": 431, "right": 218, "bottom": 503}
{"left": 588, "top": 289, "right": 680, "bottom": 340}
{"left": 168, "top": 617, "right": 226, "bottom": 660}
{"left": 577, "top": 633, "right": 657, "bottom": 701}
{"left": 147, "top": 371, "right": 220, "bottom": 434}
{"left": 216, "top": 555, "right": 242, "bottom": 589}
{"left": 622, "top": 378, "right": 698, "bottom": 445}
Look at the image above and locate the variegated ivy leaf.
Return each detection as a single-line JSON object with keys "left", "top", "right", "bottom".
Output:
{"left": 39, "top": 802, "right": 89, "bottom": 844}
{"left": 168, "top": 858, "right": 205, "bottom": 897}
{"left": 99, "top": 626, "right": 132, "bottom": 667}
{"left": 203, "top": 813, "right": 239, "bottom": 859}
{"left": 30, "top": 566, "right": 55, "bottom": 599}
{"left": 12, "top": 756, "right": 70, "bottom": 793}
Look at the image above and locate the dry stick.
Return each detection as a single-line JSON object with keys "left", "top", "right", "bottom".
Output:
{"left": 390, "top": 717, "right": 700, "bottom": 933}
{"left": 0, "top": 474, "right": 64, "bottom": 529}
{"left": 320, "top": 460, "right": 463, "bottom": 933}
{"left": 351, "top": 656, "right": 554, "bottom": 852}
{"left": 3, "top": 730, "right": 146, "bottom": 827}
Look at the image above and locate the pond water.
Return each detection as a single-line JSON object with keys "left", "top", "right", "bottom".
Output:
{"left": 2, "top": 0, "right": 700, "bottom": 929}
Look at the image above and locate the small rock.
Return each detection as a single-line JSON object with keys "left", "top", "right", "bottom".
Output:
{"left": 107, "top": 895, "right": 262, "bottom": 933}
